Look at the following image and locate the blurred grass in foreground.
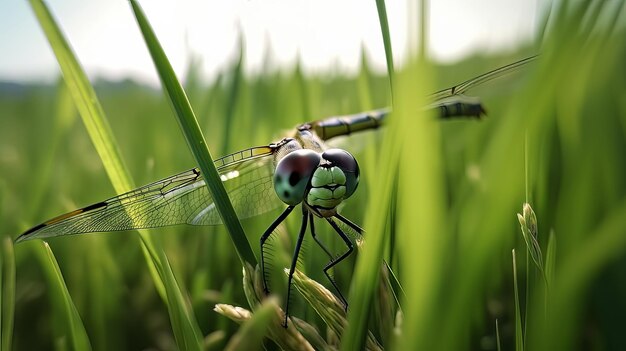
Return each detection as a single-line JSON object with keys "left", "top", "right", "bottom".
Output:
{"left": 1, "top": 1, "right": 625, "bottom": 350}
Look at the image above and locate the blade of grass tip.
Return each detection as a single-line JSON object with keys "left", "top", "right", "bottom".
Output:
{"left": 27, "top": 0, "right": 166, "bottom": 299}
{"left": 294, "top": 59, "right": 311, "bottom": 122}
{"left": 129, "top": 0, "right": 256, "bottom": 267}
{"left": 512, "top": 249, "right": 524, "bottom": 351}
{"left": 535, "top": 0, "right": 553, "bottom": 46}
{"left": 40, "top": 242, "right": 92, "bottom": 350}
{"left": 375, "top": 0, "right": 395, "bottom": 100}
{"left": 357, "top": 44, "right": 374, "bottom": 110}
{"left": 1, "top": 238, "right": 16, "bottom": 351}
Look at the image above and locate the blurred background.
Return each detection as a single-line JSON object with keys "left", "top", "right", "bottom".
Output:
{"left": 0, "top": 0, "right": 540, "bottom": 84}
{"left": 1, "top": 0, "right": 625, "bottom": 350}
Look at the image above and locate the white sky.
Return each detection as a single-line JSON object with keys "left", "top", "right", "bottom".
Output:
{"left": 0, "top": 0, "right": 540, "bottom": 85}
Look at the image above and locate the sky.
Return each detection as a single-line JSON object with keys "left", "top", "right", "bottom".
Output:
{"left": 0, "top": 0, "right": 541, "bottom": 85}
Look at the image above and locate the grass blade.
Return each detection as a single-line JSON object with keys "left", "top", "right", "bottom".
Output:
{"left": 160, "top": 254, "right": 204, "bottom": 349}
{"left": 545, "top": 230, "right": 557, "bottom": 288}
{"left": 129, "top": 0, "right": 256, "bottom": 267}
{"left": 340, "top": 2, "right": 401, "bottom": 349}
{"left": 394, "top": 59, "right": 442, "bottom": 350}
{"left": 24, "top": 79, "right": 77, "bottom": 219}
{"left": 340, "top": 120, "right": 396, "bottom": 350}
{"left": 39, "top": 242, "right": 92, "bottom": 350}
{"left": 512, "top": 249, "right": 524, "bottom": 351}
{"left": 496, "top": 319, "right": 502, "bottom": 351}
{"left": 374, "top": 0, "right": 395, "bottom": 98}
{"left": 221, "top": 35, "right": 244, "bottom": 155}
{"left": 1, "top": 238, "right": 16, "bottom": 351}
{"left": 26, "top": 0, "right": 165, "bottom": 294}
{"left": 28, "top": 0, "right": 132, "bottom": 192}
{"left": 27, "top": 1, "right": 203, "bottom": 349}
{"left": 531, "top": 200, "right": 626, "bottom": 350}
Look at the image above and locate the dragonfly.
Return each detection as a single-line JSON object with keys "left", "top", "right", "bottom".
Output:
{"left": 16, "top": 55, "right": 536, "bottom": 327}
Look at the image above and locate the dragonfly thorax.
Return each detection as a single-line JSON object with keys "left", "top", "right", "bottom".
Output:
{"left": 273, "top": 148, "right": 360, "bottom": 216}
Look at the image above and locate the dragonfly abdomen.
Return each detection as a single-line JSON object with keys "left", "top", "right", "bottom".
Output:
{"left": 309, "top": 108, "right": 388, "bottom": 141}
{"left": 308, "top": 99, "right": 484, "bottom": 141}
{"left": 434, "top": 98, "right": 486, "bottom": 119}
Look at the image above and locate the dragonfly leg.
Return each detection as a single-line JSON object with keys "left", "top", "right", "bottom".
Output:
{"left": 283, "top": 209, "right": 309, "bottom": 327}
{"left": 260, "top": 205, "right": 295, "bottom": 294}
{"left": 324, "top": 217, "right": 355, "bottom": 312}
{"left": 334, "top": 213, "right": 364, "bottom": 234}
{"left": 309, "top": 212, "right": 333, "bottom": 259}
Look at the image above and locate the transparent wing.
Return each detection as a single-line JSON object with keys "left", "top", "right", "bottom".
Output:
{"left": 429, "top": 55, "right": 538, "bottom": 101}
{"left": 17, "top": 145, "right": 283, "bottom": 242}
{"left": 321, "top": 56, "right": 538, "bottom": 151}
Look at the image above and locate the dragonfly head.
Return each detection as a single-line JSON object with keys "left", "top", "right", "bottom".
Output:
{"left": 273, "top": 148, "right": 359, "bottom": 217}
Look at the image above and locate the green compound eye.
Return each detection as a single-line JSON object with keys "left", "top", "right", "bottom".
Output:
{"left": 321, "top": 149, "right": 360, "bottom": 198}
{"left": 273, "top": 149, "right": 321, "bottom": 205}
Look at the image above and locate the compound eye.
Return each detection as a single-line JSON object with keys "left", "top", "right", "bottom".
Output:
{"left": 322, "top": 149, "right": 360, "bottom": 198}
{"left": 273, "top": 149, "right": 321, "bottom": 205}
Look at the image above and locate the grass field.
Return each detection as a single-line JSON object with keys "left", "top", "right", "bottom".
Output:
{"left": 2, "top": 1, "right": 626, "bottom": 350}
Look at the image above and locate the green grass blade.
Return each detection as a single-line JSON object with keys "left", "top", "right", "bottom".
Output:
{"left": 221, "top": 36, "right": 244, "bottom": 155}
{"left": 160, "top": 254, "right": 204, "bottom": 349}
{"left": 341, "top": 50, "right": 422, "bottom": 350}
{"left": 394, "top": 60, "right": 443, "bottom": 350}
{"left": 545, "top": 230, "right": 556, "bottom": 288}
{"left": 0, "top": 239, "right": 3, "bottom": 348}
{"left": 530, "top": 200, "right": 626, "bottom": 349}
{"left": 374, "top": 0, "right": 395, "bottom": 98}
{"left": 39, "top": 242, "right": 92, "bottom": 350}
{"left": 28, "top": 0, "right": 132, "bottom": 193}
{"left": 27, "top": 1, "right": 205, "bottom": 349}
{"left": 1, "top": 238, "right": 16, "bottom": 351}
{"left": 24, "top": 79, "right": 76, "bottom": 219}
{"left": 357, "top": 45, "right": 374, "bottom": 110}
{"left": 26, "top": 0, "right": 165, "bottom": 296}
{"left": 339, "top": 3, "right": 401, "bottom": 349}
{"left": 512, "top": 249, "right": 524, "bottom": 351}
{"left": 340, "top": 119, "right": 397, "bottom": 350}
{"left": 129, "top": 0, "right": 256, "bottom": 267}
{"left": 496, "top": 319, "right": 502, "bottom": 351}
